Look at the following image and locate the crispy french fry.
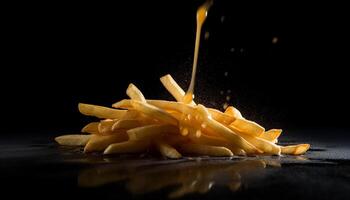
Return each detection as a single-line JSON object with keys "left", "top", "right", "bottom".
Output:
{"left": 127, "top": 124, "right": 179, "bottom": 141}
{"left": 112, "top": 119, "right": 143, "bottom": 131}
{"left": 224, "top": 106, "right": 243, "bottom": 119}
{"left": 79, "top": 103, "right": 127, "bottom": 119}
{"left": 98, "top": 119, "right": 116, "bottom": 135}
{"left": 130, "top": 100, "right": 178, "bottom": 126}
{"left": 126, "top": 83, "right": 146, "bottom": 102}
{"left": 179, "top": 144, "right": 233, "bottom": 157}
{"left": 260, "top": 129, "right": 282, "bottom": 143}
{"left": 197, "top": 105, "right": 261, "bottom": 154}
{"left": 229, "top": 118, "right": 265, "bottom": 137}
{"left": 230, "top": 131, "right": 281, "bottom": 155}
{"left": 112, "top": 99, "right": 133, "bottom": 109}
{"left": 84, "top": 133, "right": 128, "bottom": 153}
{"left": 208, "top": 108, "right": 236, "bottom": 125}
{"left": 55, "top": 134, "right": 91, "bottom": 146}
{"left": 155, "top": 139, "right": 182, "bottom": 159}
{"left": 104, "top": 140, "right": 150, "bottom": 155}
{"left": 81, "top": 122, "right": 99, "bottom": 134}
{"left": 281, "top": 144, "right": 310, "bottom": 155}
{"left": 160, "top": 74, "right": 196, "bottom": 105}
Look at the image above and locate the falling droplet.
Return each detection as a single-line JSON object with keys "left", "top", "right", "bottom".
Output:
{"left": 204, "top": 31, "right": 210, "bottom": 40}
{"left": 227, "top": 89, "right": 231, "bottom": 94}
{"left": 226, "top": 96, "right": 231, "bottom": 101}
{"left": 220, "top": 91, "right": 224, "bottom": 95}
{"left": 223, "top": 102, "right": 229, "bottom": 110}
{"left": 230, "top": 48, "right": 235, "bottom": 52}
{"left": 224, "top": 72, "right": 228, "bottom": 76}
{"left": 272, "top": 37, "right": 278, "bottom": 44}
{"left": 220, "top": 16, "right": 225, "bottom": 23}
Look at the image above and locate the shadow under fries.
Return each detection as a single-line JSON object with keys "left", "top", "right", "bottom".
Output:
{"left": 77, "top": 157, "right": 288, "bottom": 198}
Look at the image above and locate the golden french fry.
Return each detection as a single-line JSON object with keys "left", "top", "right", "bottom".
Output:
{"left": 112, "top": 99, "right": 133, "bottom": 109}
{"left": 84, "top": 133, "right": 128, "bottom": 153}
{"left": 127, "top": 124, "right": 179, "bottom": 141}
{"left": 224, "top": 106, "right": 243, "bottom": 119}
{"left": 196, "top": 105, "right": 261, "bottom": 154}
{"left": 281, "top": 144, "right": 310, "bottom": 155}
{"left": 130, "top": 100, "right": 178, "bottom": 126}
{"left": 260, "top": 129, "right": 282, "bottom": 143}
{"left": 81, "top": 122, "right": 99, "bottom": 134}
{"left": 160, "top": 74, "right": 196, "bottom": 105}
{"left": 126, "top": 83, "right": 146, "bottom": 102}
{"left": 78, "top": 103, "right": 127, "bottom": 119}
{"left": 208, "top": 108, "right": 236, "bottom": 125}
{"left": 229, "top": 118, "right": 265, "bottom": 137}
{"left": 112, "top": 119, "right": 143, "bottom": 131}
{"left": 155, "top": 139, "right": 182, "bottom": 159}
{"left": 104, "top": 140, "right": 150, "bottom": 155}
{"left": 229, "top": 131, "right": 281, "bottom": 155}
{"left": 179, "top": 144, "right": 233, "bottom": 157}
{"left": 98, "top": 119, "right": 116, "bottom": 134}
{"left": 55, "top": 134, "right": 91, "bottom": 146}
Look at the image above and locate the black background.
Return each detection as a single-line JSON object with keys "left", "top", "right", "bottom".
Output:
{"left": 1, "top": 0, "right": 349, "bottom": 136}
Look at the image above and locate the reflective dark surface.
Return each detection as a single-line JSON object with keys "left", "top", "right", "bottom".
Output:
{"left": 1, "top": 131, "right": 350, "bottom": 200}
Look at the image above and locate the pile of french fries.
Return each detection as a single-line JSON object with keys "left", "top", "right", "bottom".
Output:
{"left": 55, "top": 74, "right": 310, "bottom": 158}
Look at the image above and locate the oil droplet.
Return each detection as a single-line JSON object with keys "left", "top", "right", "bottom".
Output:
{"left": 220, "top": 90, "right": 224, "bottom": 95}
{"left": 224, "top": 72, "right": 228, "bottom": 76}
{"left": 223, "top": 102, "right": 229, "bottom": 110}
{"left": 181, "top": 128, "right": 189, "bottom": 136}
{"left": 201, "top": 123, "right": 207, "bottom": 129}
{"left": 230, "top": 47, "right": 235, "bottom": 52}
{"left": 187, "top": 114, "right": 192, "bottom": 120}
{"left": 220, "top": 16, "right": 225, "bottom": 23}
{"left": 272, "top": 37, "right": 278, "bottom": 44}
{"left": 196, "top": 130, "right": 202, "bottom": 138}
{"left": 227, "top": 89, "right": 231, "bottom": 94}
{"left": 204, "top": 31, "right": 210, "bottom": 40}
{"left": 226, "top": 96, "right": 231, "bottom": 101}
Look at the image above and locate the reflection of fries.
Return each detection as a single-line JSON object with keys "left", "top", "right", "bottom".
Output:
{"left": 78, "top": 159, "right": 272, "bottom": 198}
{"left": 56, "top": 74, "right": 310, "bottom": 157}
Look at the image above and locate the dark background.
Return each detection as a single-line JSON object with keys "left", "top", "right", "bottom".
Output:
{"left": 1, "top": 0, "right": 349, "bottom": 136}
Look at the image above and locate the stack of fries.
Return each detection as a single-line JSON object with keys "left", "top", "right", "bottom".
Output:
{"left": 55, "top": 74, "right": 310, "bottom": 158}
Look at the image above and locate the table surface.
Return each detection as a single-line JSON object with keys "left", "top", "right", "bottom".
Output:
{"left": 1, "top": 130, "right": 350, "bottom": 200}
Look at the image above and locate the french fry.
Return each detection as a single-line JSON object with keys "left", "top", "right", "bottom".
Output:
{"left": 104, "top": 140, "right": 150, "bottom": 155}
{"left": 84, "top": 133, "right": 128, "bottom": 153}
{"left": 260, "top": 129, "right": 282, "bottom": 143}
{"left": 55, "top": 134, "right": 91, "bottom": 146}
{"left": 229, "top": 118, "right": 265, "bottom": 137}
{"left": 179, "top": 144, "right": 233, "bottom": 157}
{"left": 130, "top": 100, "right": 178, "bottom": 126}
{"left": 112, "top": 119, "right": 143, "bottom": 131}
{"left": 155, "top": 139, "right": 182, "bottom": 159}
{"left": 126, "top": 83, "right": 146, "bottom": 102}
{"left": 81, "top": 122, "right": 99, "bottom": 134}
{"left": 208, "top": 108, "right": 236, "bottom": 124}
{"left": 230, "top": 131, "right": 281, "bottom": 155}
{"left": 98, "top": 119, "right": 116, "bottom": 135}
{"left": 127, "top": 124, "right": 179, "bottom": 141}
{"left": 79, "top": 103, "right": 127, "bottom": 119}
{"left": 224, "top": 106, "right": 243, "bottom": 119}
{"left": 197, "top": 105, "right": 261, "bottom": 154}
{"left": 160, "top": 74, "right": 196, "bottom": 105}
{"left": 281, "top": 144, "right": 310, "bottom": 155}
{"left": 112, "top": 99, "right": 133, "bottom": 109}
